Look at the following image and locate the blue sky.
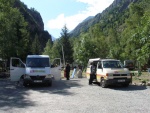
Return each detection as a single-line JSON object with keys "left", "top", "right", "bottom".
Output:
{"left": 20, "top": 0, "right": 114, "bottom": 38}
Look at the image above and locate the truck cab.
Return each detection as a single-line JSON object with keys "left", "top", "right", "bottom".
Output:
{"left": 86, "top": 58, "right": 132, "bottom": 88}
{"left": 10, "top": 55, "right": 62, "bottom": 87}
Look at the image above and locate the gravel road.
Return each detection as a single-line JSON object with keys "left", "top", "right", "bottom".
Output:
{"left": 0, "top": 78, "right": 150, "bottom": 113}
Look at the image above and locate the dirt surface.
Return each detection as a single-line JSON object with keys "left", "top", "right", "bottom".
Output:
{"left": 0, "top": 78, "right": 150, "bottom": 113}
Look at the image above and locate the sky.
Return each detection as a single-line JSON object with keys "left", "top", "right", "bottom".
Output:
{"left": 20, "top": 0, "right": 114, "bottom": 39}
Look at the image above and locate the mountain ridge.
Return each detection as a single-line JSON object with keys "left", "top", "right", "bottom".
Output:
{"left": 70, "top": 0, "right": 138, "bottom": 37}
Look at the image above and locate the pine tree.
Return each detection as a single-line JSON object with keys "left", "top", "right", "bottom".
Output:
{"left": 0, "top": 0, "right": 30, "bottom": 60}
{"left": 31, "top": 34, "right": 41, "bottom": 54}
{"left": 60, "top": 25, "right": 73, "bottom": 64}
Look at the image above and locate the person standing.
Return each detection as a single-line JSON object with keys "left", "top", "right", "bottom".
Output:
{"left": 89, "top": 62, "right": 96, "bottom": 85}
{"left": 65, "top": 63, "right": 71, "bottom": 80}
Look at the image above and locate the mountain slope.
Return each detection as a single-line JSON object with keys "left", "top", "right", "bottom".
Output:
{"left": 70, "top": 0, "right": 138, "bottom": 37}
{"left": 14, "top": 0, "right": 52, "bottom": 52}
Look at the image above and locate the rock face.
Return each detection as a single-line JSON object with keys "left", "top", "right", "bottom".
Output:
{"left": 14, "top": 0, "right": 52, "bottom": 52}
{"left": 28, "top": 8, "right": 44, "bottom": 32}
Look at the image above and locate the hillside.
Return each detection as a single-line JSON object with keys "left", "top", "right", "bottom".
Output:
{"left": 71, "top": 0, "right": 150, "bottom": 66}
{"left": 0, "top": 0, "right": 53, "bottom": 61}
{"left": 14, "top": 0, "right": 52, "bottom": 51}
{"left": 70, "top": 0, "right": 138, "bottom": 37}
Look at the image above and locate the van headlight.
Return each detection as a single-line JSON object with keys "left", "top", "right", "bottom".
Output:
{"left": 24, "top": 74, "right": 30, "bottom": 78}
{"left": 46, "top": 74, "right": 53, "bottom": 78}
{"left": 109, "top": 73, "right": 113, "bottom": 76}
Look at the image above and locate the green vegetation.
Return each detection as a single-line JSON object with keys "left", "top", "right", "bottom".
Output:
{"left": 70, "top": 0, "right": 150, "bottom": 67}
{"left": 0, "top": 0, "right": 149, "bottom": 70}
{"left": 43, "top": 25, "right": 73, "bottom": 64}
{"left": 0, "top": 0, "right": 52, "bottom": 61}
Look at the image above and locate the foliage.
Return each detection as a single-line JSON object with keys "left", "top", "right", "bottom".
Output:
{"left": 43, "top": 39, "right": 60, "bottom": 61}
{"left": 59, "top": 25, "right": 73, "bottom": 64}
{"left": 0, "top": 0, "right": 52, "bottom": 61}
{"left": 0, "top": 0, "right": 29, "bottom": 60}
{"left": 1, "top": 0, "right": 150, "bottom": 68}
{"left": 31, "top": 34, "right": 41, "bottom": 54}
{"left": 71, "top": 0, "right": 150, "bottom": 67}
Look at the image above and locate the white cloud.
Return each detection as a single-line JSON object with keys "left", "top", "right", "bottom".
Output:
{"left": 76, "top": 0, "right": 114, "bottom": 16}
{"left": 47, "top": 14, "right": 65, "bottom": 29}
{"left": 46, "top": 0, "right": 114, "bottom": 37}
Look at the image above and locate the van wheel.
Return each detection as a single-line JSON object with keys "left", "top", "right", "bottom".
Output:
{"left": 18, "top": 77, "right": 25, "bottom": 87}
{"left": 101, "top": 79, "right": 107, "bottom": 88}
{"left": 122, "top": 83, "right": 129, "bottom": 87}
{"left": 48, "top": 81, "right": 52, "bottom": 87}
{"left": 23, "top": 83, "right": 28, "bottom": 87}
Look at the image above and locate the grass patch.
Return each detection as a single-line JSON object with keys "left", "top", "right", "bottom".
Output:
{"left": 132, "top": 71, "right": 150, "bottom": 84}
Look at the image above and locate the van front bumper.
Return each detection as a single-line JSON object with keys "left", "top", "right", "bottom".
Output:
{"left": 105, "top": 78, "right": 132, "bottom": 85}
{"left": 24, "top": 77, "right": 52, "bottom": 85}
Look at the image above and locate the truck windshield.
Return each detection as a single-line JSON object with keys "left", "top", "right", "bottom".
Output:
{"left": 26, "top": 58, "right": 50, "bottom": 67}
{"left": 103, "top": 61, "right": 123, "bottom": 68}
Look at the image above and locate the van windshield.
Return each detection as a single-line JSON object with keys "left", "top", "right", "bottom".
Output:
{"left": 103, "top": 61, "right": 123, "bottom": 68}
{"left": 26, "top": 58, "right": 50, "bottom": 67}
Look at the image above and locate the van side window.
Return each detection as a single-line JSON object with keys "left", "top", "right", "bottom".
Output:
{"left": 98, "top": 61, "right": 102, "bottom": 69}
{"left": 12, "top": 59, "right": 24, "bottom": 67}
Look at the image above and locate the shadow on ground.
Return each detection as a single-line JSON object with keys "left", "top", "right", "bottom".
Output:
{"left": 0, "top": 78, "right": 83, "bottom": 110}
{"left": 109, "top": 84, "right": 147, "bottom": 91}
{"left": 91, "top": 81, "right": 148, "bottom": 91}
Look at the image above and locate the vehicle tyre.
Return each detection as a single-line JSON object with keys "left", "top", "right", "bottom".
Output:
{"left": 23, "top": 82, "right": 28, "bottom": 87}
{"left": 122, "top": 83, "right": 129, "bottom": 87}
{"left": 18, "top": 77, "right": 24, "bottom": 87}
{"left": 48, "top": 80, "right": 52, "bottom": 87}
{"left": 101, "top": 79, "right": 107, "bottom": 88}
{"left": 96, "top": 82, "right": 100, "bottom": 86}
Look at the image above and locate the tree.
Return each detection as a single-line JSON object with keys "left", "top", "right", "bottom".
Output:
{"left": 43, "top": 39, "right": 52, "bottom": 55}
{"left": 0, "top": 0, "right": 30, "bottom": 60}
{"left": 120, "top": 1, "right": 150, "bottom": 64}
{"left": 31, "top": 34, "right": 41, "bottom": 54}
{"left": 60, "top": 25, "right": 73, "bottom": 64}
{"left": 43, "top": 39, "right": 60, "bottom": 60}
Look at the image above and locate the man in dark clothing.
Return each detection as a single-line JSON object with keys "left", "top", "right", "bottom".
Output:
{"left": 65, "top": 63, "right": 71, "bottom": 80}
{"left": 89, "top": 62, "right": 97, "bottom": 85}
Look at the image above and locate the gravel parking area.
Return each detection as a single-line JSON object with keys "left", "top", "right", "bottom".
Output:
{"left": 0, "top": 78, "right": 150, "bottom": 113}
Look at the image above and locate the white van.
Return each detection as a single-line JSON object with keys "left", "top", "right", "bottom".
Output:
{"left": 10, "top": 55, "right": 62, "bottom": 87}
{"left": 86, "top": 58, "right": 132, "bottom": 88}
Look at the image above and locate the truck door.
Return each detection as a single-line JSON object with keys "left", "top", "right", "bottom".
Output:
{"left": 51, "top": 58, "right": 62, "bottom": 80}
{"left": 10, "top": 57, "right": 25, "bottom": 81}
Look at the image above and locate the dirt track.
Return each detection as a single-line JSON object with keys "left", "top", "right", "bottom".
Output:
{"left": 0, "top": 78, "right": 150, "bottom": 113}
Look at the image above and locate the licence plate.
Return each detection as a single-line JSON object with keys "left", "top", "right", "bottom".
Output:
{"left": 118, "top": 79, "right": 125, "bottom": 82}
{"left": 34, "top": 80, "right": 42, "bottom": 83}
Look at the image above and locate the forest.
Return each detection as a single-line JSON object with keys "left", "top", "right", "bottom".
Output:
{"left": 0, "top": 0, "right": 150, "bottom": 69}
{"left": 46, "top": 0, "right": 150, "bottom": 68}
{"left": 0, "top": 0, "right": 52, "bottom": 62}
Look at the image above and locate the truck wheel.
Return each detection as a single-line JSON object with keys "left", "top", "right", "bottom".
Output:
{"left": 101, "top": 79, "right": 107, "bottom": 88}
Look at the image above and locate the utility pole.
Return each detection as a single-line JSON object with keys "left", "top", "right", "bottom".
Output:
{"left": 61, "top": 45, "right": 65, "bottom": 67}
